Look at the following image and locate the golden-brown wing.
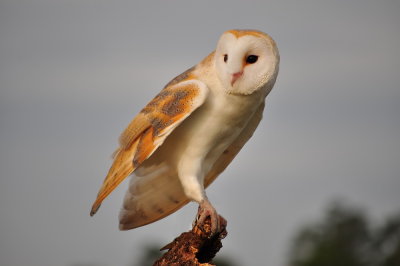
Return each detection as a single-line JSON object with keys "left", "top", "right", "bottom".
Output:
{"left": 90, "top": 77, "right": 208, "bottom": 216}
{"left": 204, "top": 100, "right": 266, "bottom": 187}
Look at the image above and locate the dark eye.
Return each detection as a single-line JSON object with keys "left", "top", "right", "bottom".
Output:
{"left": 223, "top": 54, "right": 228, "bottom": 63}
{"left": 246, "top": 55, "right": 258, "bottom": 64}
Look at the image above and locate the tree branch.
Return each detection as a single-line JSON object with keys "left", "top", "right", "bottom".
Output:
{"left": 153, "top": 216, "right": 227, "bottom": 266}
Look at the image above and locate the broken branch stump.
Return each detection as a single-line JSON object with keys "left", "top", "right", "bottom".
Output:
{"left": 153, "top": 215, "right": 227, "bottom": 266}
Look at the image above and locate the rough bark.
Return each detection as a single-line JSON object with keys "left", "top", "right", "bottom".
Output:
{"left": 153, "top": 216, "right": 227, "bottom": 266}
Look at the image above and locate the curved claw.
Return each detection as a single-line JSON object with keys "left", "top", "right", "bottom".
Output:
{"left": 194, "top": 199, "right": 220, "bottom": 236}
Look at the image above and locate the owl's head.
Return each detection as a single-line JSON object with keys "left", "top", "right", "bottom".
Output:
{"left": 215, "top": 30, "right": 280, "bottom": 95}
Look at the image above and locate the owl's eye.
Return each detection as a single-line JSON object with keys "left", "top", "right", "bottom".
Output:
{"left": 223, "top": 54, "right": 228, "bottom": 63}
{"left": 246, "top": 55, "right": 258, "bottom": 64}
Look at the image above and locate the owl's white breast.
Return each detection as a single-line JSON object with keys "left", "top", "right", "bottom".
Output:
{"left": 157, "top": 71, "right": 263, "bottom": 179}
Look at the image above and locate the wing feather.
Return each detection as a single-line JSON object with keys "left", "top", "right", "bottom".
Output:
{"left": 119, "top": 113, "right": 151, "bottom": 149}
{"left": 90, "top": 77, "right": 208, "bottom": 216}
{"left": 118, "top": 165, "right": 189, "bottom": 230}
{"left": 204, "top": 100, "right": 266, "bottom": 187}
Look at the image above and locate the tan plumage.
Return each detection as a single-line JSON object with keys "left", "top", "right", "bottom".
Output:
{"left": 91, "top": 29, "right": 280, "bottom": 232}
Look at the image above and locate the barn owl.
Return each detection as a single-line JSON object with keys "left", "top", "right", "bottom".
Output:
{"left": 90, "top": 29, "right": 280, "bottom": 234}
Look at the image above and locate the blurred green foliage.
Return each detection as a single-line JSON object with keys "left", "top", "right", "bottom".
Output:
{"left": 287, "top": 202, "right": 400, "bottom": 266}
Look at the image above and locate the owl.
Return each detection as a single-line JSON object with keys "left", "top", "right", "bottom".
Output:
{"left": 90, "top": 29, "right": 280, "bottom": 234}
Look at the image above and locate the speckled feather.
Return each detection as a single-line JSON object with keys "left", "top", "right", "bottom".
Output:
{"left": 90, "top": 71, "right": 208, "bottom": 216}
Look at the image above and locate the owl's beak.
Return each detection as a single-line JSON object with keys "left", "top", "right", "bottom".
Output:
{"left": 231, "top": 71, "right": 243, "bottom": 86}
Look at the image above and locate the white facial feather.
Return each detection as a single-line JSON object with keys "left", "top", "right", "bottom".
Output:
{"left": 215, "top": 31, "right": 279, "bottom": 95}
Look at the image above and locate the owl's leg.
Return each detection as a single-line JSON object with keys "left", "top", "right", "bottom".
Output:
{"left": 177, "top": 170, "right": 220, "bottom": 235}
{"left": 195, "top": 198, "right": 220, "bottom": 235}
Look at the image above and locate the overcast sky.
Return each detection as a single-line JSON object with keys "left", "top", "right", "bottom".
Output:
{"left": 1, "top": 1, "right": 399, "bottom": 266}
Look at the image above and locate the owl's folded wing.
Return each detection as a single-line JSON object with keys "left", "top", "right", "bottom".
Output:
{"left": 90, "top": 78, "right": 208, "bottom": 216}
{"left": 204, "top": 100, "right": 265, "bottom": 188}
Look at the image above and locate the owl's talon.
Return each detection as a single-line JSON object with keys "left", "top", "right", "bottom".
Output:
{"left": 194, "top": 199, "right": 220, "bottom": 236}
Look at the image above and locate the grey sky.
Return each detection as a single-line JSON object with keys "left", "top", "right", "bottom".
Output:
{"left": 1, "top": 1, "right": 399, "bottom": 266}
